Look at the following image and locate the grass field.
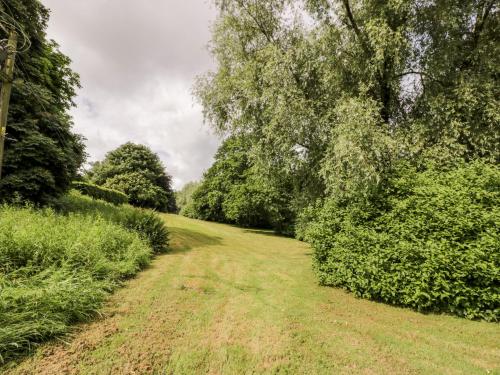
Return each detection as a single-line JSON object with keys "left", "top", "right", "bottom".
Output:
{"left": 6, "top": 214, "right": 499, "bottom": 374}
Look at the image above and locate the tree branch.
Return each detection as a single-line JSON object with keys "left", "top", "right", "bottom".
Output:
{"left": 395, "top": 70, "right": 445, "bottom": 85}
{"left": 341, "top": 0, "right": 370, "bottom": 54}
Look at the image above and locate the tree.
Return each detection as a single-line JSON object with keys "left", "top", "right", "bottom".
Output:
{"left": 88, "top": 143, "right": 176, "bottom": 212}
{"left": 175, "top": 181, "right": 200, "bottom": 215}
{"left": 0, "top": 0, "right": 85, "bottom": 204}
{"left": 187, "top": 135, "right": 293, "bottom": 231}
{"left": 196, "top": 0, "right": 499, "bottom": 212}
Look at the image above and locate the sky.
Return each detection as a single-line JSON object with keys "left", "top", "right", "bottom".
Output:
{"left": 43, "top": 0, "right": 221, "bottom": 190}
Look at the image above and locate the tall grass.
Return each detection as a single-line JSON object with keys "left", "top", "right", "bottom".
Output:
{"left": 55, "top": 192, "right": 169, "bottom": 254}
{"left": 0, "top": 192, "right": 169, "bottom": 363}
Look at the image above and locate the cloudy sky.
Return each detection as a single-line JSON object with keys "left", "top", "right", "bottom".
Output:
{"left": 43, "top": 0, "right": 221, "bottom": 189}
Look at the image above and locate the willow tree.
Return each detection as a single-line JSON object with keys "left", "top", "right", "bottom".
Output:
{"left": 196, "top": 0, "right": 499, "bottom": 206}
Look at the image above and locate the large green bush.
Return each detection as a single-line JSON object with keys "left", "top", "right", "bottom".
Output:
{"left": 55, "top": 192, "right": 169, "bottom": 254}
{"left": 0, "top": 206, "right": 152, "bottom": 362}
{"left": 306, "top": 162, "right": 500, "bottom": 321}
{"left": 72, "top": 181, "right": 128, "bottom": 205}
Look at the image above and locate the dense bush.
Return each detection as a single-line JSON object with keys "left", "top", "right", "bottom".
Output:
{"left": 55, "top": 192, "right": 169, "bottom": 254}
{"left": 306, "top": 162, "right": 500, "bottom": 321}
{"left": 0, "top": 205, "right": 152, "bottom": 362}
{"left": 72, "top": 181, "right": 128, "bottom": 205}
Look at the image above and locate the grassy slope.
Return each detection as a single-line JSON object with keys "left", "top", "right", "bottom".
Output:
{"left": 7, "top": 214, "right": 499, "bottom": 374}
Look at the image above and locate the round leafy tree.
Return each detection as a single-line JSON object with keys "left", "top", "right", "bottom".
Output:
{"left": 89, "top": 143, "right": 176, "bottom": 212}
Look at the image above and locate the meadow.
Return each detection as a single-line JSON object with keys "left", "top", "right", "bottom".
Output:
{"left": 5, "top": 214, "right": 499, "bottom": 374}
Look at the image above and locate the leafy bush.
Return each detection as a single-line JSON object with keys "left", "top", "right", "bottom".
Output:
{"left": 0, "top": 206, "right": 152, "bottom": 362}
{"left": 120, "top": 209, "right": 169, "bottom": 254}
{"left": 55, "top": 192, "right": 169, "bottom": 254}
{"left": 306, "top": 161, "right": 500, "bottom": 321}
{"left": 72, "top": 181, "right": 128, "bottom": 205}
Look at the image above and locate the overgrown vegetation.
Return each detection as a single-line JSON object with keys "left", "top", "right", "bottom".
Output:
{"left": 87, "top": 143, "right": 177, "bottom": 213}
{"left": 56, "top": 192, "right": 169, "bottom": 254}
{"left": 0, "top": 191, "right": 169, "bottom": 363}
{"left": 0, "top": 205, "right": 151, "bottom": 362}
{"left": 190, "top": 0, "right": 499, "bottom": 319}
{"left": 72, "top": 181, "right": 128, "bottom": 205}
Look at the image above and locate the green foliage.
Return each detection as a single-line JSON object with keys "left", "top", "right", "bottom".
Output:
{"left": 0, "top": 1, "right": 85, "bottom": 205}
{"left": 175, "top": 181, "right": 200, "bottom": 215}
{"left": 88, "top": 143, "right": 176, "bottom": 212}
{"left": 197, "top": 0, "right": 499, "bottom": 320}
{"left": 306, "top": 162, "right": 500, "bottom": 321}
{"left": 72, "top": 181, "right": 128, "bottom": 205}
{"left": 0, "top": 205, "right": 152, "bottom": 362}
{"left": 187, "top": 136, "right": 293, "bottom": 231}
{"left": 55, "top": 192, "right": 169, "bottom": 254}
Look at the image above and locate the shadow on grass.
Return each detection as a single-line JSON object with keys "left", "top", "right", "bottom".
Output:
{"left": 242, "top": 228, "right": 292, "bottom": 239}
{"left": 168, "top": 227, "right": 223, "bottom": 254}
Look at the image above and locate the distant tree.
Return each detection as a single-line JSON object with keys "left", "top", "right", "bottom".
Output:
{"left": 0, "top": 0, "right": 85, "bottom": 204}
{"left": 175, "top": 181, "right": 200, "bottom": 215}
{"left": 188, "top": 135, "right": 293, "bottom": 231}
{"left": 89, "top": 143, "right": 176, "bottom": 212}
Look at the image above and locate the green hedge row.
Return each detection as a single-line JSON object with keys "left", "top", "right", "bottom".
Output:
{"left": 306, "top": 161, "right": 500, "bottom": 321}
{"left": 72, "top": 181, "right": 128, "bottom": 205}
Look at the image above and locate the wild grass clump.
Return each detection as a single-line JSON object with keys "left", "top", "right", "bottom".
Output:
{"left": 55, "top": 192, "right": 169, "bottom": 253}
{"left": 0, "top": 206, "right": 152, "bottom": 363}
{"left": 306, "top": 161, "right": 500, "bottom": 321}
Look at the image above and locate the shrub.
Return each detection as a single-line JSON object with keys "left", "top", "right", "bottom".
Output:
{"left": 55, "top": 192, "right": 169, "bottom": 254}
{"left": 72, "top": 181, "right": 128, "bottom": 205}
{"left": 0, "top": 206, "right": 152, "bottom": 362}
{"left": 306, "top": 161, "right": 500, "bottom": 321}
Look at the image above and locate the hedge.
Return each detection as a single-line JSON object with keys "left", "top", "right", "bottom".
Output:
{"left": 72, "top": 181, "right": 128, "bottom": 205}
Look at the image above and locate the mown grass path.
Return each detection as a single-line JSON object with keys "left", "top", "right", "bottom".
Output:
{"left": 8, "top": 215, "right": 499, "bottom": 374}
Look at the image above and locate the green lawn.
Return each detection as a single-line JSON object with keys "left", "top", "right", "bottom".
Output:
{"left": 8, "top": 214, "right": 499, "bottom": 374}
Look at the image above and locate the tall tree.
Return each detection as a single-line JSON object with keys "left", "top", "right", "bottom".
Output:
{"left": 0, "top": 0, "right": 85, "bottom": 204}
{"left": 89, "top": 143, "right": 176, "bottom": 212}
{"left": 187, "top": 135, "right": 293, "bottom": 231}
{"left": 196, "top": 0, "right": 499, "bottom": 210}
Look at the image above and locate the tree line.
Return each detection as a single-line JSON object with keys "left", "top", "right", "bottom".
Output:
{"left": 181, "top": 0, "right": 499, "bottom": 320}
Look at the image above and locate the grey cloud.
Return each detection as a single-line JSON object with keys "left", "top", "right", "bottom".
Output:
{"left": 44, "top": 0, "right": 221, "bottom": 189}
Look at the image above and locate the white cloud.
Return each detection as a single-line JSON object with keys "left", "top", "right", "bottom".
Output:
{"left": 43, "top": 0, "right": 221, "bottom": 189}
